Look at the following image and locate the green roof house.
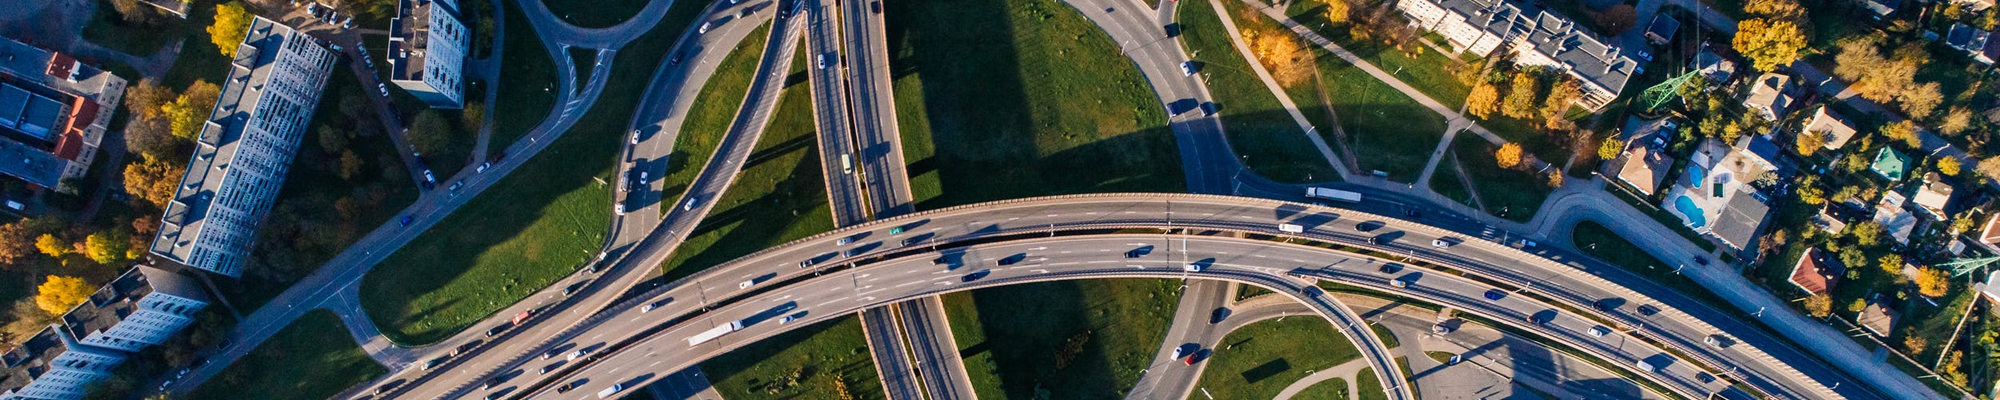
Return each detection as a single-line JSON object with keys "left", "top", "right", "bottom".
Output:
{"left": 1872, "top": 148, "right": 1911, "bottom": 181}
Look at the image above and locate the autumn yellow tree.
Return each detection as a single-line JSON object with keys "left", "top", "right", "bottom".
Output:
{"left": 1494, "top": 143, "right": 1523, "bottom": 169}
{"left": 1249, "top": 29, "right": 1312, "bottom": 86}
{"left": 1597, "top": 138, "right": 1624, "bottom": 160}
{"left": 1881, "top": 120, "right": 1921, "bottom": 148}
{"left": 1803, "top": 293, "right": 1831, "bottom": 318}
{"left": 1940, "top": 107, "right": 1973, "bottom": 135}
{"left": 34, "top": 276, "right": 91, "bottom": 316}
{"left": 1323, "top": 0, "right": 1349, "bottom": 24}
{"left": 1794, "top": 130, "right": 1824, "bottom": 155}
{"left": 34, "top": 234, "right": 67, "bottom": 258}
{"left": 125, "top": 156, "right": 188, "bottom": 209}
{"left": 1545, "top": 171, "right": 1564, "bottom": 187}
{"left": 1502, "top": 71, "right": 1541, "bottom": 119}
{"left": 162, "top": 80, "right": 219, "bottom": 140}
{"left": 1733, "top": 18, "right": 1807, "bottom": 71}
{"left": 1938, "top": 157, "right": 1962, "bottom": 176}
{"left": 208, "top": 2, "right": 251, "bottom": 57}
{"left": 84, "top": 230, "right": 128, "bottom": 265}
{"left": 1916, "top": 267, "right": 1952, "bottom": 298}
{"left": 1466, "top": 83, "right": 1500, "bottom": 119}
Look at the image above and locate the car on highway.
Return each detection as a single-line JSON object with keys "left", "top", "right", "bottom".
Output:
{"left": 423, "top": 356, "right": 447, "bottom": 370}
{"left": 684, "top": 196, "right": 700, "bottom": 210}
{"left": 781, "top": 314, "right": 799, "bottom": 324}
{"left": 1432, "top": 238, "right": 1453, "bottom": 248}
{"left": 1209, "top": 307, "right": 1229, "bottom": 324}
{"left": 670, "top": 53, "right": 684, "bottom": 66}
{"left": 1199, "top": 101, "right": 1217, "bottom": 116}
{"left": 476, "top": 162, "right": 491, "bottom": 173}
{"left": 597, "top": 384, "right": 625, "bottom": 399}
{"left": 1587, "top": 325, "right": 1610, "bottom": 338}
{"left": 1482, "top": 289, "right": 1504, "bottom": 301}
{"left": 556, "top": 381, "right": 576, "bottom": 393}
{"left": 448, "top": 181, "right": 464, "bottom": 193}
{"left": 1172, "top": 343, "right": 1195, "bottom": 360}
{"left": 1388, "top": 277, "right": 1410, "bottom": 288}
{"left": 1377, "top": 263, "right": 1401, "bottom": 274}
{"left": 818, "top": 54, "right": 831, "bottom": 70}
{"left": 643, "top": 298, "right": 670, "bottom": 313}
{"left": 540, "top": 364, "right": 559, "bottom": 375}
{"left": 738, "top": 280, "right": 756, "bottom": 289}
{"left": 614, "top": 203, "right": 625, "bottom": 215}
{"left": 1636, "top": 304, "right": 1660, "bottom": 316}
{"left": 400, "top": 215, "right": 413, "bottom": 227}
{"left": 563, "top": 280, "right": 591, "bottom": 296}
{"left": 568, "top": 349, "right": 589, "bottom": 361}
{"left": 1706, "top": 334, "right": 1732, "bottom": 348}
{"left": 837, "top": 235, "right": 855, "bottom": 245}
{"left": 901, "top": 237, "right": 922, "bottom": 246}
{"left": 484, "top": 323, "right": 510, "bottom": 337}
{"left": 1183, "top": 263, "right": 1203, "bottom": 272}
{"left": 1180, "top": 61, "right": 1196, "bottom": 76}
{"left": 699, "top": 21, "right": 712, "bottom": 34}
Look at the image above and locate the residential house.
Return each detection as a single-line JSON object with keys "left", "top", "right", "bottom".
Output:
{"left": 1812, "top": 207, "right": 1848, "bottom": 235}
{"left": 1742, "top": 72, "right": 1794, "bottom": 122}
{"left": 1863, "top": 0, "right": 1901, "bottom": 20}
{"left": 1661, "top": 138, "right": 1773, "bottom": 251}
{"left": 1396, "top": 0, "right": 1637, "bottom": 110}
{"left": 1691, "top": 42, "right": 1736, "bottom": 83}
{"left": 1788, "top": 248, "right": 1843, "bottom": 295}
{"left": 1802, "top": 106, "right": 1859, "bottom": 151}
{"left": 1613, "top": 117, "right": 1673, "bottom": 195}
{"left": 1872, "top": 148, "right": 1912, "bottom": 182}
{"left": 1858, "top": 300, "right": 1900, "bottom": 337}
{"left": 1953, "top": 0, "right": 1994, "bottom": 12}
{"left": 1911, "top": 173, "right": 1955, "bottom": 219}
{"left": 1874, "top": 192, "right": 1919, "bottom": 246}
{"left": 1945, "top": 23, "right": 2000, "bottom": 65}
{"left": 1976, "top": 213, "right": 2000, "bottom": 253}
{"left": 1644, "top": 15, "right": 1679, "bottom": 45}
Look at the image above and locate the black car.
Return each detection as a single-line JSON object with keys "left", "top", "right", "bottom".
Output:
{"left": 1693, "top": 256, "right": 1710, "bottom": 266}
{"left": 1377, "top": 263, "right": 1402, "bottom": 274}
{"left": 1209, "top": 307, "right": 1230, "bottom": 324}
{"left": 1637, "top": 304, "right": 1661, "bottom": 316}
{"left": 870, "top": 0, "right": 882, "bottom": 13}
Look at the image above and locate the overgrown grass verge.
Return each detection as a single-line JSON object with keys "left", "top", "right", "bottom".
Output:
{"left": 1181, "top": 0, "right": 1337, "bottom": 183}
{"left": 182, "top": 310, "right": 383, "bottom": 400}
{"left": 1193, "top": 317, "right": 1360, "bottom": 399}
{"left": 703, "top": 316, "right": 886, "bottom": 399}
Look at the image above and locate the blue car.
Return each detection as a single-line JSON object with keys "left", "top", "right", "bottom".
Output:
{"left": 400, "top": 215, "right": 414, "bottom": 227}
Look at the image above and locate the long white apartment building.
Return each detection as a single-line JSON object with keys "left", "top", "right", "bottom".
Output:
{"left": 0, "top": 327, "right": 126, "bottom": 400}
{"left": 1396, "top": 0, "right": 1638, "bottom": 110}
{"left": 389, "top": 0, "right": 467, "bottom": 108}
{"left": 150, "top": 16, "right": 336, "bottom": 277}
{"left": 59, "top": 266, "right": 209, "bottom": 352}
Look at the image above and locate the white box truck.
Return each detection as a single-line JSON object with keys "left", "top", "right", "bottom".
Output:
{"left": 597, "top": 383, "right": 625, "bottom": 399}
{"left": 1305, "top": 187, "right": 1362, "bottom": 203}
{"left": 687, "top": 320, "right": 745, "bottom": 346}
{"left": 1278, "top": 223, "right": 1305, "bottom": 233}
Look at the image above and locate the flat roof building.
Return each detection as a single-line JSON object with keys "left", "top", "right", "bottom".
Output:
{"left": 0, "top": 37, "right": 126, "bottom": 191}
{"left": 150, "top": 17, "right": 336, "bottom": 277}
{"left": 0, "top": 326, "right": 126, "bottom": 400}
{"left": 58, "top": 266, "right": 208, "bottom": 352}
{"left": 389, "top": 0, "right": 468, "bottom": 108}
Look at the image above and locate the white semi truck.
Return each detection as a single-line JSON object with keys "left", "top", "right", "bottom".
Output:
{"left": 687, "top": 320, "right": 745, "bottom": 346}
{"left": 1305, "top": 187, "right": 1362, "bottom": 203}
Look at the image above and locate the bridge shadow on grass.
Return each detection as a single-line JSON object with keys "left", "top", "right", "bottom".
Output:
{"left": 1449, "top": 331, "right": 1654, "bottom": 399}
{"left": 956, "top": 278, "right": 1181, "bottom": 399}
{"left": 701, "top": 316, "right": 885, "bottom": 399}
{"left": 657, "top": 139, "right": 829, "bottom": 282}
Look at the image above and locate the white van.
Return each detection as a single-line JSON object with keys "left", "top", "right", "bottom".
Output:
{"left": 597, "top": 384, "right": 625, "bottom": 399}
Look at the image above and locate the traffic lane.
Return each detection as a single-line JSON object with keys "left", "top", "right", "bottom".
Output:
{"left": 517, "top": 234, "right": 1415, "bottom": 400}
{"left": 859, "top": 307, "right": 924, "bottom": 399}
{"left": 1126, "top": 279, "right": 1231, "bottom": 400}
{"left": 467, "top": 193, "right": 1834, "bottom": 399}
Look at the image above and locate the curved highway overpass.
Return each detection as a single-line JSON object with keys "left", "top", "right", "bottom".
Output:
{"left": 377, "top": 193, "right": 1877, "bottom": 400}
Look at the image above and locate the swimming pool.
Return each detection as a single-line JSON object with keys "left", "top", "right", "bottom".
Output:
{"left": 1688, "top": 165, "right": 1706, "bottom": 187}
{"left": 1674, "top": 195, "right": 1707, "bottom": 228}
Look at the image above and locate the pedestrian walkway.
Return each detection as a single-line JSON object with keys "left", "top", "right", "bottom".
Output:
{"left": 1202, "top": 0, "right": 1349, "bottom": 180}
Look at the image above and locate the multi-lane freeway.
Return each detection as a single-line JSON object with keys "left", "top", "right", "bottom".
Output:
{"left": 364, "top": 193, "right": 1888, "bottom": 400}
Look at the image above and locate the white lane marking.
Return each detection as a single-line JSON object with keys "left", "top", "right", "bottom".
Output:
{"left": 896, "top": 281, "right": 922, "bottom": 288}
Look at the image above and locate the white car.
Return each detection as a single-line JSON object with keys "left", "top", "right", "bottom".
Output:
{"left": 738, "top": 280, "right": 755, "bottom": 289}
{"left": 1587, "top": 326, "right": 1610, "bottom": 338}
{"left": 817, "top": 54, "right": 830, "bottom": 70}
{"left": 630, "top": 129, "right": 640, "bottom": 144}
{"left": 476, "top": 162, "right": 491, "bottom": 173}
{"left": 1180, "top": 61, "right": 1195, "bottom": 76}
{"left": 780, "top": 315, "right": 798, "bottom": 324}
{"left": 614, "top": 203, "right": 625, "bottom": 215}
{"left": 683, "top": 197, "right": 700, "bottom": 210}
{"left": 1431, "top": 238, "right": 1452, "bottom": 248}
{"left": 699, "top": 22, "right": 712, "bottom": 34}
{"left": 1183, "top": 263, "right": 1203, "bottom": 272}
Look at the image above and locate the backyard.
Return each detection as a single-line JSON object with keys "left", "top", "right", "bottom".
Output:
{"left": 358, "top": 1, "right": 702, "bottom": 345}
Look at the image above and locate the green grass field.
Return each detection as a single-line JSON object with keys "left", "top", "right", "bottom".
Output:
{"left": 1220, "top": 0, "right": 1444, "bottom": 183}
{"left": 943, "top": 279, "right": 1182, "bottom": 399}
{"left": 1294, "top": 377, "right": 1350, "bottom": 400}
{"left": 1449, "top": 138, "right": 1548, "bottom": 222}
{"left": 1428, "top": 151, "right": 1475, "bottom": 207}
{"left": 183, "top": 311, "right": 383, "bottom": 400}
{"left": 492, "top": 0, "right": 559, "bottom": 149}
{"left": 358, "top": 2, "right": 701, "bottom": 345}
{"left": 1355, "top": 366, "right": 1387, "bottom": 400}
{"left": 886, "top": 0, "right": 1187, "bottom": 208}
{"left": 1572, "top": 221, "right": 1735, "bottom": 309}
{"left": 658, "top": 37, "right": 836, "bottom": 281}
{"left": 81, "top": 0, "right": 196, "bottom": 57}
{"left": 1283, "top": 0, "right": 1474, "bottom": 108}
{"left": 544, "top": 0, "right": 653, "bottom": 28}
{"left": 704, "top": 316, "right": 886, "bottom": 399}
{"left": 658, "top": 23, "right": 771, "bottom": 219}
{"left": 1193, "top": 317, "right": 1360, "bottom": 399}
{"left": 1181, "top": 0, "right": 1338, "bottom": 183}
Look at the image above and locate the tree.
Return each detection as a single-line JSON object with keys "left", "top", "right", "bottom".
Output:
{"left": 83, "top": 230, "right": 129, "bottom": 265}
{"left": 1850, "top": 221, "right": 1884, "bottom": 247}
{"left": 1795, "top": 130, "right": 1825, "bottom": 155}
{"left": 337, "top": 150, "right": 364, "bottom": 180}
{"left": 1979, "top": 156, "right": 2000, "bottom": 181}
{"left": 124, "top": 114, "right": 179, "bottom": 161}
{"left": 1540, "top": 77, "right": 1580, "bottom": 122}
{"left": 1916, "top": 267, "right": 1951, "bottom": 297}
{"left": 0, "top": 222, "right": 30, "bottom": 266}
{"left": 1803, "top": 293, "right": 1831, "bottom": 318}
{"left": 34, "top": 234, "right": 67, "bottom": 258}
{"left": 123, "top": 78, "right": 173, "bottom": 122}
{"left": 124, "top": 156, "right": 187, "bottom": 209}
{"left": 107, "top": 0, "right": 156, "bottom": 23}
{"left": 1878, "top": 254, "right": 1904, "bottom": 275}
{"left": 1545, "top": 171, "right": 1564, "bottom": 187}
{"left": 1938, "top": 157, "right": 1962, "bottom": 176}
{"left": 1940, "top": 107, "right": 1974, "bottom": 135}
{"left": 1323, "top": 0, "right": 1350, "bottom": 24}
{"left": 1904, "top": 328, "right": 1928, "bottom": 353}
{"left": 1587, "top": 4, "right": 1639, "bottom": 34}
{"left": 1882, "top": 120, "right": 1922, "bottom": 148}
{"left": 1597, "top": 137, "right": 1624, "bottom": 161}
{"left": 1502, "top": 71, "right": 1541, "bottom": 119}
{"left": 407, "top": 110, "right": 455, "bottom": 155}
{"left": 1901, "top": 82, "right": 1942, "bottom": 117}
{"left": 1951, "top": 212, "right": 1975, "bottom": 234}
{"left": 1249, "top": 29, "right": 1311, "bottom": 86}
{"left": 162, "top": 80, "right": 220, "bottom": 140}
{"left": 1743, "top": 0, "right": 1805, "bottom": 20}
{"left": 1466, "top": 83, "right": 1500, "bottom": 119}
{"left": 1733, "top": 18, "right": 1808, "bottom": 72}
{"left": 1839, "top": 248, "right": 1867, "bottom": 274}
{"left": 1494, "top": 143, "right": 1523, "bottom": 169}
{"left": 207, "top": 2, "right": 252, "bottom": 57}
{"left": 460, "top": 103, "right": 486, "bottom": 132}
{"left": 34, "top": 276, "right": 91, "bottom": 316}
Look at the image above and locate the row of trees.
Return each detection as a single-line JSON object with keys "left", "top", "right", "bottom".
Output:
{"left": 1465, "top": 65, "right": 1582, "bottom": 131}
{"left": 1832, "top": 35, "right": 1946, "bottom": 118}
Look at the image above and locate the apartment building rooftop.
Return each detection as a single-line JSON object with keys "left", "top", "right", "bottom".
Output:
{"left": 58, "top": 267, "right": 206, "bottom": 345}
{"left": 389, "top": 0, "right": 449, "bottom": 83}
{"left": 1523, "top": 12, "right": 1637, "bottom": 99}
{"left": 0, "top": 37, "right": 124, "bottom": 189}
{"left": 0, "top": 326, "right": 87, "bottom": 396}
